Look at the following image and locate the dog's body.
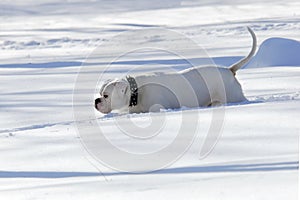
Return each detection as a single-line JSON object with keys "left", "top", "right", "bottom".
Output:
{"left": 126, "top": 66, "right": 247, "bottom": 113}
{"left": 95, "top": 27, "right": 257, "bottom": 114}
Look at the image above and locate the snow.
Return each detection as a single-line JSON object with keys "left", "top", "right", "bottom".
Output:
{"left": 0, "top": 0, "right": 299, "bottom": 199}
{"left": 246, "top": 37, "right": 300, "bottom": 68}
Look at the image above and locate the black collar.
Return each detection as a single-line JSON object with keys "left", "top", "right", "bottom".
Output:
{"left": 126, "top": 76, "right": 138, "bottom": 107}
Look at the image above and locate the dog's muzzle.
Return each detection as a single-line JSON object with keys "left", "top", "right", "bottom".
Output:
{"left": 94, "top": 98, "right": 101, "bottom": 109}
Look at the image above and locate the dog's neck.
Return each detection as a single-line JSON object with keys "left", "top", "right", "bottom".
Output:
{"left": 126, "top": 76, "right": 138, "bottom": 107}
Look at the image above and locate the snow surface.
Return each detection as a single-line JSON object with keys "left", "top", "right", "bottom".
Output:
{"left": 0, "top": 0, "right": 299, "bottom": 199}
{"left": 246, "top": 37, "right": 300, "bottom": 68}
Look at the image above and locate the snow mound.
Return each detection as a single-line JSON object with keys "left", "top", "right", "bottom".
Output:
{"left": 246, "top": 37, "right": 300, "bottom": 68}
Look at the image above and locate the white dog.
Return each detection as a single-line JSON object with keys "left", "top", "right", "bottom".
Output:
{"left": 95, "top": 27, "right": 256, "bottom": 114}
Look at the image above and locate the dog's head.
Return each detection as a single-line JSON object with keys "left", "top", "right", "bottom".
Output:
{"left": 95, "top": 79, "right": 129, "bottom": 114}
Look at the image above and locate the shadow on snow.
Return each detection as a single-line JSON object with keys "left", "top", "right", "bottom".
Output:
{"left": 0, "top": 161, "right": 297, "bottom": 179}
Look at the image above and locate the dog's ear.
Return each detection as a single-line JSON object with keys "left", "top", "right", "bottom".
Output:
{"left": 113, "top": 80, "right": 128, "bottom": 97}
{"left": 99, "top": 79, "right": 112, "bottom": 95}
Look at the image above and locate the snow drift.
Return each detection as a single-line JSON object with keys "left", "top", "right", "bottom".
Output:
{"left": 246, "top": 37, "right": 300, "bottom": 68}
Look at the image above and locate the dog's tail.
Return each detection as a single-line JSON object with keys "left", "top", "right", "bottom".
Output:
{"left": 229, "top": 27, "right": 257, "bottom": 75}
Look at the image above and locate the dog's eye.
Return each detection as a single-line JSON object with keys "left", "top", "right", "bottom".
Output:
{"left": 103, "top": 94, "right": 108, "bottom": 98}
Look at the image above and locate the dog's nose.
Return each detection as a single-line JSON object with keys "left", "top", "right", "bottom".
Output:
{"left": 94, "top": 98, "right": 101, "bottom": 109}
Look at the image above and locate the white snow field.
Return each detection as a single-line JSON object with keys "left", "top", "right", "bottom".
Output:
{"left": 0, "top": 0, "right": 299, "bottom": 199}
